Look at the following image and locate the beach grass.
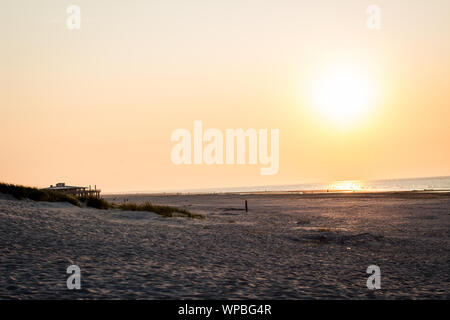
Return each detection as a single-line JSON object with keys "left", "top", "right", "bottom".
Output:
{"left": 0, "top": 182, "right": 202, "bottom": 219}
{"left": 78, "top": 196, "right": 202, "bottom": 218}
{"left": 0, "top": 182, "right": 81, "bottom": 206}
{"left": 78, "top": 196, "right": 110, "bottom": 210}
{"left": 79, "top": 196, "right": 202, "bottom": 219}
{"left": 115, "top": 201, "right": 204, "bottom": 219}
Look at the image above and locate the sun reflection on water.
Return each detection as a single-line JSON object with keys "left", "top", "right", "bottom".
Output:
{"left": 327, "top": 180, "right": 364, "bottom": 192}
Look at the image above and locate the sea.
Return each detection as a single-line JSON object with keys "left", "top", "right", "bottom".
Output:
{"left": 171, "top": 176, "right": 450, "bottom": 194}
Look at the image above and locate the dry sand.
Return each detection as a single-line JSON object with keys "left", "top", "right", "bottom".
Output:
{"left": 0, "top": 191, "right": 449, "bottom": 299}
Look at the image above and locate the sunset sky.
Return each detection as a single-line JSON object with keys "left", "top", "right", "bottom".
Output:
{"left": 1, "top": 0, "right": 449, "bottom": 193}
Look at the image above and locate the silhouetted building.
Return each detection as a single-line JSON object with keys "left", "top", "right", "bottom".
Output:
{"left": 42, "top": 182, "right": 100, "bottom": 198}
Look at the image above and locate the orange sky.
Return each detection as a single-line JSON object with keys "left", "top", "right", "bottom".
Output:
{"left": 1, "top": 0, "right": 449, "bottom": 193}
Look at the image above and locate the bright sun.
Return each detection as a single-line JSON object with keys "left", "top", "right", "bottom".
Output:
{"left": 313, "top": 69, "right": 375, "bottom": 126}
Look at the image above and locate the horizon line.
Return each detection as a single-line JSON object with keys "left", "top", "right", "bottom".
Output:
{"left": 102, "top": 175, "right": 450, "bottom": 195}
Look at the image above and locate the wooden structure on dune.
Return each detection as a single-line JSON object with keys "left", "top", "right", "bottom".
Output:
{"left": 42, "top": 183, "right": 101, "bottom": 198}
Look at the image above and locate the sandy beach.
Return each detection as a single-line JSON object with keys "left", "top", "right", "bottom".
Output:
{"left": 0, "top": 191, "right": 449, "bottom": 299}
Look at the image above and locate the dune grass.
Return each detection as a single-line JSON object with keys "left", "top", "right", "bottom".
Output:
{"left": 0, "top": 182, "right": 80, "bottom": 206}
{"left": 115, "top": 201, "right": 204, "bottom": 219}
{"left": 83, "top": 197, "right": 203, "bottom": 219}
{"left": 1, "top": 182, "right": 202, "bottom": 219}
{"left": 78, "top": 196, "right": 110, "bottom": 210}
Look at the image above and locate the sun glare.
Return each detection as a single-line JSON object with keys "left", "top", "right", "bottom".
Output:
{"left": 327, "top": 180, "right": 364, "bottom": 192}
{"left": 313, "top": 68, "right": 375, "bottom": 126}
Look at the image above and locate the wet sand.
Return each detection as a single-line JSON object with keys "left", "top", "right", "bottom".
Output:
{"left": 1, "top": 191, "right": 449, "bottom": 299}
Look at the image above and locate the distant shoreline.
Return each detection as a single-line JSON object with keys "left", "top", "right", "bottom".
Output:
{"left": 103, "top": 176, "right": 450, "bottom": 196}
{"left": 104, "top": 189, "right": 450, "bottom": 199}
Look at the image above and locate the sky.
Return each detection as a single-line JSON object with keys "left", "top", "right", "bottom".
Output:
{"left": 1, "top": 0, "right": 449, "bottom": 193}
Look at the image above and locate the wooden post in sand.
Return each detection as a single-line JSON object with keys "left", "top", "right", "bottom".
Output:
{"left": 245, "top": 200, "right": 248, "bottom": 212}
